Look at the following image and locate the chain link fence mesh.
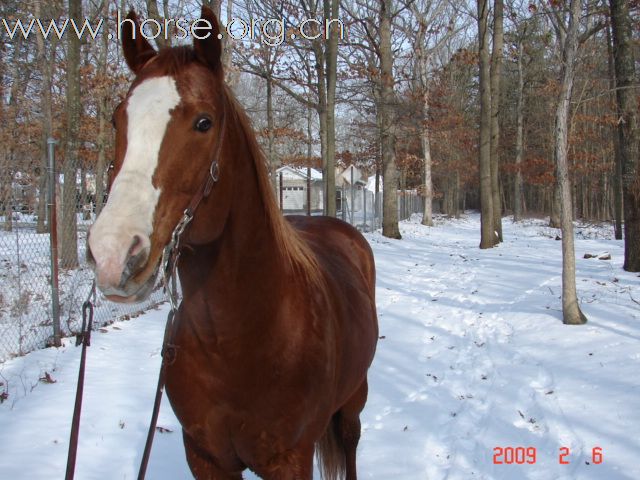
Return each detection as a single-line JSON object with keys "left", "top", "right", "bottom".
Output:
{"left": 0, "top": 167, "right": 165, "bottom": 363}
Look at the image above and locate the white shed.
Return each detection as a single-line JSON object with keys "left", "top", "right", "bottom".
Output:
{"left": 275, "top": 166, "right": 324, "bottom": 212}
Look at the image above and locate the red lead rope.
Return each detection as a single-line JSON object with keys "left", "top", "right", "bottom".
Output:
{"left": 137, "top": 305, "right": 178, "bottom": 479}
{"left": 65, "top": 285, "right": 95, "bottom": 480}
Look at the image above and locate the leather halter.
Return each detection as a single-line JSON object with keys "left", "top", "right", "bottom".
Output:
{"left": 139, "top": 109, "right": 226, "bottom": 480}
{"left": 161, "top": 110, "right": 226, "bottom": 303}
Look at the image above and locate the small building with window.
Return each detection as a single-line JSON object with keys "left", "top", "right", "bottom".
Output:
{"left": 275, "top": 166, "right": 324, "bottom": 213}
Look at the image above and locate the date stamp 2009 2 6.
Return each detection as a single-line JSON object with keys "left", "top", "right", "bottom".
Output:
{"left": 492, "top": 446, "right": 603, "bottom": 465}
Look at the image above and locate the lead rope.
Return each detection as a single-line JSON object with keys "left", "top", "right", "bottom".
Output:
{"left": 137, "top": 230, "right": 183, "bottom": 480}
{"left": 65, "top": 281, "right": 96, "bottom": 480}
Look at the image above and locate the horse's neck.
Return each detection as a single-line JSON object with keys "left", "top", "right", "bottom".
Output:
{"left": 179, "top": 145, "right": 288, "bottom": 313}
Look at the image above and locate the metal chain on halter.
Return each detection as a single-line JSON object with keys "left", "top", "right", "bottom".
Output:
{"left": 137, "top": 211, "right": 190, "bottom": 480}
{"left": 65, "top": 280, "right": 96, "bottom": 480}
{"left": 161, "top": 210, "right": 192, "bottom": 309}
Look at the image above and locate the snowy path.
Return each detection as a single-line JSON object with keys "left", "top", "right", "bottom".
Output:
{"left": 1, "top": 214, "right": 639, "bottom": 479}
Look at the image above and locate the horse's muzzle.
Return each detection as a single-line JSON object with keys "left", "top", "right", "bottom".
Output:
{"left": 87, "top": 231, "right": 156, "bottom": 303}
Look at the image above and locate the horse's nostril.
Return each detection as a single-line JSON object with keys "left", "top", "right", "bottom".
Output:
{"left": 123, "top": 234, "right": 149, "bottom": 282}
{"left": 128, "top": 234, "right": 143, "bottom": 258}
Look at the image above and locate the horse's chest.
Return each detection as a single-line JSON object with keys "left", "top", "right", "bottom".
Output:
{"left": 165, "top": 324, "right": 330, "bottom": 430}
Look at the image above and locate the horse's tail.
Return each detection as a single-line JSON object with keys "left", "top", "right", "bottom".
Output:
{"left": 316, "top": 414, "right": 346, "bottom": 480}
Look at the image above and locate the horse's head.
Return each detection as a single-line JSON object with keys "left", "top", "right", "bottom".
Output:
{"left": 87, "top": 7, "right": 229, "bottom": 303}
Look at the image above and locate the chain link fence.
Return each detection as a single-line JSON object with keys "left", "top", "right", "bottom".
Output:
{"left": 0, "top": 162, "right": 165, "bottom": 363}
{"left": 1, "top": 158, "right": 423, "bottom": 362}
{"left": 338, "top": 186, "right": 424, "bottom": 228}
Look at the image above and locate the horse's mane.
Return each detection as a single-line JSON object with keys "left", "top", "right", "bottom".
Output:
{"left": 151, "top": 47, "right": 322, "bottom": 286}
{"left": 222, "top": 88, "right": 323, "bottom": 285}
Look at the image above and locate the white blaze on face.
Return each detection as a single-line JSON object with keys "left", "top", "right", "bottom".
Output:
{"left": 89, "top": 76, "right": 181, "bottom": 290}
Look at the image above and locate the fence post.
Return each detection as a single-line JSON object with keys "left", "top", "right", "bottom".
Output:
{"left": 48, "top": 137, "right": 61, "bottom": 347}
{"left": 279, "top": 172, "right": 283, "bottom": 212}
{"left": 349, "top": 168, "right": 354, "bottom": 226}
{"left": 306, "top": 167, "right": 311, "bottom": 216}
{"left": 363, "top": 186, "right": 367, "bottom": 231}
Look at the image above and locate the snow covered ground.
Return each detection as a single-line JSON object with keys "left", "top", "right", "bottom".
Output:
{"left": 1, "top": 213, "right": 638, "bottom": 479}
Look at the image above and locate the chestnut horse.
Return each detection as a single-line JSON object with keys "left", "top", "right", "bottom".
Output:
{"left": 87, "top": 8, "right": 378, "bottom": 480}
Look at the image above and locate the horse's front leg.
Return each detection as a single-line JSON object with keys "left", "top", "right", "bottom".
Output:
{"left": 182, "top": 430, "right": 244, "bottom": 480}
{"left": 254, "top": 444, "right": 314, "bottom": 480}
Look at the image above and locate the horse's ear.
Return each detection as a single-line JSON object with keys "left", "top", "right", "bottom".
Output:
{"left": 121, "top": 10, "right": 157, "bottom": 74}
{"left": 194, "top": 6, "right": 223, "bottom": 75}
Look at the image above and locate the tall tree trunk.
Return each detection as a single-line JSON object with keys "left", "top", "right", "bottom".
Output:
{"left": 550, "top": 185, "right": 561, "bottom": 227}
{"left": 415, "top": 25, "right": 433, "bottom": 227}
{"left": 35, "top": 1, "right": 56, "bottom": 233}
{"left": 380, "top": 0, "right": 401, "bottom": 239}
{"left": 312, "top": 39, "right": 330, "bottom": 216}
{"left": 610, "top": 0, "right": 639, "bottom": 271}
{"left": 553, "top": 0, "right": 587, "bottom": 325}
{"left": 323, "top": 0, "right": 339, "bottom": 218}
{"left": 3, "top": 37, "right": 23, "bottom": 232}
{"left": 95, "top": 97, "right": 108, "bottom": 216}
{"left": 605, "top": 21, "right": 623, "bottom": 239}
{"left": 203, "top": 0, "right": 221, "bottom": 17}
{"left": 490, "top": 0, "right": 504, "bottom": 241}
{"left": 266, "top": 75, "right": 278, "bottom": 193}
{"left": 81, "top": 166, "right": 90, "bottom": 220}
{"left": 95, "top": 6, "right": 109, "bottom": 217}
{"left": 146, "top": 0, "right": 169, "bottom": 48}
{"left": 223, "top": 0, "right": 234, "bottom": 81}
{"left": 307, "top": 100, "right": 313, "bottom": 215}
{"left": 420, "top": 127, "right": 433, "bottom": 226}
{"left": 514, "top": 37, "right": 525, "bottom": 222}
{"left": 477, "top": 0, "right": 495, "bottom": 248}
{"left": 61, "top": 0, "right": 81, "bottom": 269}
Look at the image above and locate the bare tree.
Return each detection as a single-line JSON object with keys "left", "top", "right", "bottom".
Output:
{"left": 512, "top": 25, "right": 525, "bottom": 221}
{"left": 610, "top": 0, "right": 640, "bottom": 271}
{"left": 94, "top": 0, "right": 111, "bottom": 216}
{"left": 146, "top": 0, "right": 170, "bottom": 48}
{"left": 478, "top": 0, "right": 496, "bottom": 248}
{"left": 408, "top": 0, "right": 461, "bottom": 227}
{"left": 605, "top": 20, "right": 623, "bottom": 240}
{"left": 547, "top": 0, "right": 590, "bottom": 325}
{"left": 235, "top": 11, "right": 284, "bottom": 190}
{"left": 490, "top": 0, "right": 504, "bottom": 241}
{"left": 61, "top": 0, "right": 82, "bottom": 268}
{"left": 238, "top": 0, "right": 340, "bottom": 216}
{"left": 342, "top": 0, "right": 403, "bottom": 238}
{"left": 34, "top": 0, "right": 61, "bottom": 233}
{"left": 2, "top": 35, "right": 23, "bottom": 232}
{"left": 379, "top": 0, "right": 401, "bottom": 238}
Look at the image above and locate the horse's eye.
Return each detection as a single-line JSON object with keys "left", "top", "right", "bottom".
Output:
{"left": 195, "top": 117, "right": 212, "bottom": 132}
